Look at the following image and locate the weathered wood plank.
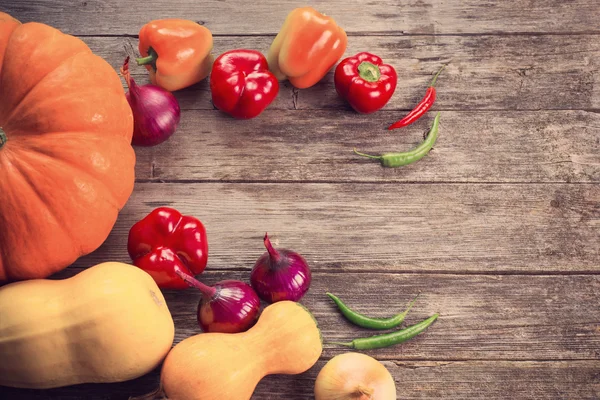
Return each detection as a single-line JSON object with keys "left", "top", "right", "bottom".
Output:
{"left": 2, "top": 272, "right": 600, "bottom": 398}
{"left": 3, "top": 360, "right": 599, "bottom": 399}
{"left": 129, "top": 110, "right": 600, "bottom": 183}
{"left": 80, "top": 34, "right": 600, "bottom": 111}
{"left": 5, "top": 0, "right": 600, "bottom": 36}
{"left": 72, "top": 182, "right": 600, "bottom": 273}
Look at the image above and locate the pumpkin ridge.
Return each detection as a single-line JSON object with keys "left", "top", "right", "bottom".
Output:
{"left": 6, "top": 156, "right": 82, "bottom": 256}
{"left": 14, "top": 136, "right": 129, "bottom": 208}
{"left": 2, "top": 48, "right": 92, "bottom": 126}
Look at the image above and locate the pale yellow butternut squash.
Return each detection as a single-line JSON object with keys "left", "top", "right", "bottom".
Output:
{"left": 0, "top": 262, "right": 175, "bottom": 389}
{"left": 160, "top": 301, "right": 322, "bottom": 400}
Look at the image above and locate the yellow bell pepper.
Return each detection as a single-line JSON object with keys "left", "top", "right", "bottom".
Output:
{"left": 267, "top": 7, "right": 347, "bottom": 89}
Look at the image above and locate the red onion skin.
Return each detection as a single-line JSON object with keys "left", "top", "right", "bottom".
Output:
{"left": 198, "top": 280, "right": 260, "bottom": 333}
{"left": 250, "top": 234, "right": 312, "bottom": 303}
{"left": 121, "top": 57, "right": 181, "bottom": 147}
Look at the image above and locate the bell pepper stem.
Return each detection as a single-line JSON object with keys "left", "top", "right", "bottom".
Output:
{"left": 358, "top": 61, "right": 381, "bottom": 83}
{"left": 136, "top": 47, "right": 158, "bottom": 69}
{"left": 353, "top": 148, "right": 382, "bottom": 160}
{"left": 264, "top": 233, "right": 282, "bottom": 263}
{"left": 430, "top": 64, "right": 447, "bottom": 87}
{"left": 0, "top": 127, "right": 6, "bottom": 149}
{"left": 173, "top": 266, "right": 217, "bottom": 299}
{"left": 136, "top": 54, "right": 155, "bottom": 65}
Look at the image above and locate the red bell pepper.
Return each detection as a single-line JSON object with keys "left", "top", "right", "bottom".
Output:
{"left": 210, "top": 49, "right": 279, "bottom": 119}
{"left": 128, "top": 207, "right": 208, "bottom": 289}
{"left": 334, "top": 52, "right": 397, "bottom": 114}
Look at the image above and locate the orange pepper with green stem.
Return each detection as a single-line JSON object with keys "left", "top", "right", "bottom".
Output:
{"left": 137, "top": 19, "right": 214, "bottom": 91}
{"left": 267, "top": 7, "right": 347, "bottom": 89}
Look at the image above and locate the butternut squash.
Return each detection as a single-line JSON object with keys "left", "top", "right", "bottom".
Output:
{"left": 0, "top": 262, "right": 175, "bottom": 389}
{"left": 160, "top": 301, "right": 322, "bottom": 400}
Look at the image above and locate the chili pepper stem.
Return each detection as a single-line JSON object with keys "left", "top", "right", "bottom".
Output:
{"left": 327, "top": 341, "right": 353, "bottom": 347}
{"left": 403, "top": 292, "right": 420, "bottom": 314}
{"left": 357, "top": 61, "right": 381, "bottom": 83}
{"left": 429, "top": 64, "right": 447, "bottom": 87}
{"left": 0, "top": 127, "right": 6, "bottom": 149}
{"left": 353, "top": 148, "right": 382, "bottom": 160}
{"left": 173, "top": 266, "right": 218, "bottom": 299}
{"left": 263, "top": 232, "right": 282, "bottom": 263}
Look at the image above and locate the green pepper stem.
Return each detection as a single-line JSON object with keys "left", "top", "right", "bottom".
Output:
{"left": 429, "top": 64, "right": 447, "bottom": 87}
{"left": 0, "top": 127, "right": 6, "bottom": 149}
{"left": 357, "top": 61, "right": 381, "bottom": 82}
{"left": 353, "top": 148, "right": 382, "bottom": 160}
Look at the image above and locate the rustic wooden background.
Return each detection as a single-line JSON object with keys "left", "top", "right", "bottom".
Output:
{"left": 2, "top": 0, "right": 600, "bottom": 399}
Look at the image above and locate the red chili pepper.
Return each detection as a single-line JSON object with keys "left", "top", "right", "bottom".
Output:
{"left": 127, "top": 207, "right": 208, "bottom": 289}
{"left": 210, "top": 49, "right": 279, "bottom": 119}
{"left": 334, "top": 52, "right": 397, "bottom": 114}
{"left": 388, "top": 65, "right": 446, "bottom": 130}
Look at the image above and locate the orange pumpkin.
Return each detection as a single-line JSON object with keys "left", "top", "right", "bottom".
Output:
{"left": 0, "top": 13, "right": 135, "bottom": 282}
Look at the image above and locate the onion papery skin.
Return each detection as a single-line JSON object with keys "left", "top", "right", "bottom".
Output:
{"left": 251, "top": 249, "right": 311, "bottom": 303}
{"left": 198, "top": 280, "right": 260, "bottom": 333}
{"left": 315, "top": 352, "right": 397, "bottom": 400}
{"left": 126, "top": 84, "right": 181, "bottom": 147}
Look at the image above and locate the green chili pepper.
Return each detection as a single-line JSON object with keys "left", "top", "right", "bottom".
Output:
{"left": 354, "top": 112, "right": 441, "bottom": 167}
{"left": 327, "top": 292, "right": 419, "bottom": 330}
{"left": 331, "top": 313, "right": 439, "bottom": 350}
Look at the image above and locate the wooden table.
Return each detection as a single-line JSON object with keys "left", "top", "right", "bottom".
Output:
{"left": 2, "top": 1, "right": 599, "bottom": 399}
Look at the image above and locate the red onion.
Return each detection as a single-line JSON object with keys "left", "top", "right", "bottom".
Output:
{"left": 174, "top": 267, "right": 260, "bottom": 333}
{"left": 120, "top": 57, "right": 180, "bottom": 146}
{"left": 250, "top": 233, "right": 311, "bottom": 303}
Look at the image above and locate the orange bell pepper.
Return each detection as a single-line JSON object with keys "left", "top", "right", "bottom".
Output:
{"left": 137, "top": 19, "right": 214, "bottom": 91}
{"left": 267, "top": 7, "right": 347, "bottom": 89}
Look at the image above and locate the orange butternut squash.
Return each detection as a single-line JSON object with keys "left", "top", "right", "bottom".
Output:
{"left": 0, "top": 262, "right": 174, "bottom": 389}
{"left": 0, "top": 13, "right": 135, "bottom": 282}
{"left": 160, "top": 301, "right": 322, "bottom": 400}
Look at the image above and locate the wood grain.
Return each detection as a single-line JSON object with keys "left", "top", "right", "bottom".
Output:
{"left": 80, "top": 34, "right": 600, "bottom": 111}
{"left": 2, "top": 271, "right": 599, "bottom": 398}
{"left": 3, "top": 0, "right": 600, "bottom": 398}
{"left": 71, "top": 182, "right": 600, "bottom": 274}
{"left": 127, "top": 110, "right": 600, "bottom": 183}
{"left": 5, "top": 0, "right": 600, "bottom": 36}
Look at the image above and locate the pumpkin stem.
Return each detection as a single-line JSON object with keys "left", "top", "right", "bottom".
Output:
{"left": 0, "top": 127, "right": 6, "bottom": 149}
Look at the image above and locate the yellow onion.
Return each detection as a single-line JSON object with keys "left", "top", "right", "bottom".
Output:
{"left": 315, "top": 352, "right": 396, "bottom": 400}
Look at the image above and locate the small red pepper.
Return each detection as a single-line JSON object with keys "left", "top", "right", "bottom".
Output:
{"left": 210, "top": 49, "right": 279, "bottom": 119}
{"left": 334, "top": 52, "right": 397, "bottom": 114}
{"left": 127, "top": 207, "right": 208, "bottom": 289}
{"left": 388, "top": 65, "right": 446, "bottom": 130}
